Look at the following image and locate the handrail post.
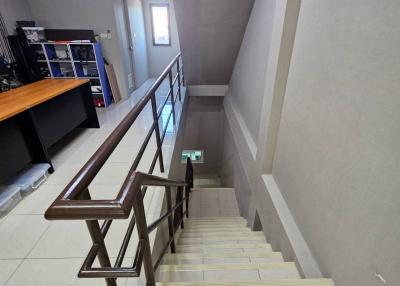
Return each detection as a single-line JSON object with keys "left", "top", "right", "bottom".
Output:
{"left": 132, "top": 191, "right": 155, "bottom": 286}
{"left": 176, "top": 58, "right": 182, "bottom": 102}
{"left": 79, "top": 189, "right": 117, "bottom": 286}
{"left": 165, "top": 186, "right": 176, "bottom": 253}
{"left": 185, "top": 158, "right": 193, "bottom": 218}
{"left": 151, "top": 94, "right": 165, "bottom": 172}
{"left": 168, "top": 71, "right": 176, "bottom": 125}
{"left": 181, "top": 62, "right": 185, "bottom": 87}
{"left": 178, "top": 186, "right": 184, "bottom": 229}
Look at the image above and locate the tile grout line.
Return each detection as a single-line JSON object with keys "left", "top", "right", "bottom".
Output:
{"left": 4, "top": 259, "right": 24, "bottom": 286}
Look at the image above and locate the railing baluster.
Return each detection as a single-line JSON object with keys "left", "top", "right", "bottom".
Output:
{"left": 165, "top": 186, "right": 176, "bottom": 253}
{"left": 177, "top": 58, "right": 182, "bottom": 102}
{"left": 45, "top": 52, "right": 191, "bottom": 285}
{"left": 168, "top": 71, "right": 176, "bottom": 125}
{"left": 178, "top": 186, "right": 184, "bottom": 229}
{"left": 151, "top": 94, "right": 165, "bottom": 172}
{"left": 132, "top": 191, "right": 155, "bottom": 286}
{"left": 78, "top": 189, "right": 117, "bottom": 286}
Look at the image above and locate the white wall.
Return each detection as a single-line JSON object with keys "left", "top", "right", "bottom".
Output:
{"left": 173, "top": 0, "right": 254, "bottom": 85}
{"left": 143, "top": 0, "right": 180, "bottom": 77}
{"left": 221, "top": 0, "right": 400, "bottom": 285}
{"left": 221, "top": 0, "right": 322, "bottom": 278}
{"left": 126, "top": 0, "right": 149, "bottom": 87}
{"left": 272, "top": 1, "right": 400, "bottom": 285}
{"left": 228, "top": 0, "right": 276, "bottom": 143}
{"left": 27, "top": 0, "right": 132, "bottom": 98}
{"left": 0, "top": 0, "right": 32, "bottom": 34}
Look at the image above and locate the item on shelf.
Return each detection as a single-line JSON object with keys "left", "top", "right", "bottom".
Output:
{"left": 105, "top": 62, "right": 122, "bottom": 103}
{"left": 55, "top": 49, "right": 69, "bottom": 60}
{"left": 91, "top": 85, "right": 102, "bottom": 93}
{"left": 21, "top": 27, "right": 46, "bottom": 43}
{"left": 29, "top": 41, "right": 112, "bottom": 107}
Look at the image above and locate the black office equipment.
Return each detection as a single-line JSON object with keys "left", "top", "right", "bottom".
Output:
{"left": 45, "top": 29, "right": 96, "bottom": 42}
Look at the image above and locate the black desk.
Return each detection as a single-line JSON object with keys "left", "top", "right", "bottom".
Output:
{"left": 0, "top": 79, "right": 100, "bottom": 183}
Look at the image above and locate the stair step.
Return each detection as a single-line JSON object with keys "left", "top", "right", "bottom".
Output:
{"left": 156, "top": 279, "right": 335, "bottom": 286}
{"left": 164, "top": 252, "right": 283, "bottom": 260}
{"left": 180, "top": 231, "right": 263, "bottom": 238}
{"left": 178, "top": 236, "right": 266, "bottom": 244}
{"left": 183, "top": 227, "right": 250, "bottom": 233}
{"left": 186, "top": 217, "right": 243, "bottom": 221}
{"left": 176, "top": 243, "right": 272, "bottom": 254}
{"left": 186, "top": 220, "right": 247, "bottom": 225}
{"left": 156, "top": 263, "right": 300, "bottom": 282}
{"left": 159, "top": 262, "right": 297, "bottom": 272}
{"left": 163, "top": 252, "right": 284, "bottom": 264}
{"left": 177, "top": 243, "right": 271, "bottom": 249}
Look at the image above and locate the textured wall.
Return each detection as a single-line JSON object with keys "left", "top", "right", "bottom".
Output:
{"left": 143, "top": 0, "right": 180, "bottom": 77}
{"left": 174, "top": 0, "right": 254, "bottom": 85}
{"left": 27, "top": 0, "right": 132, "bottom": 97}
{"left": 229, "top": 0, "right": 276, "bottom": 142}
{"left": 273, "top": 1, "right": 400, "bottom": 285}
{"left": 0, "top": 0, "right": 32, "bottom": 34}
{"left": 127, "top": 0, "right": 149, "bottom": 87}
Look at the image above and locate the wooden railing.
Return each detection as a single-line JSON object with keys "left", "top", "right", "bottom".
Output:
{"left": 45, "top": 53, "right": 192, "bottom": 286}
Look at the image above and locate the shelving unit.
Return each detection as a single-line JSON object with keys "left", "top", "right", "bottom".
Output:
{"left": 30, "top": 42, "right": 112, "bottom": 108}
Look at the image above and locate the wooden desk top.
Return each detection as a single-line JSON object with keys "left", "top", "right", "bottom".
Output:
{"left": 0, "top": 79, "right": 89, "bottom": 122}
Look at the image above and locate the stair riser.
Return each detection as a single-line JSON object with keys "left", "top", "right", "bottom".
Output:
{"left": 156, "top": 269, "right": 300, "bottom": 282}
{"left": 176, "top": 248, "right": 273, "bottom": 254}
{"left": 178, "top": 238, "right": 266, "bottom": 245}
{"left": 155, "top": 279, "right": 335, "bottom": 286}
{"left": 179, "top": 232, "right": 263, "bottom": 238}
{"left": 185, "top": 223, "right": 247, "bottom": 227}
{"left": 162, "top": 256, "right": 284, "bottom": 265}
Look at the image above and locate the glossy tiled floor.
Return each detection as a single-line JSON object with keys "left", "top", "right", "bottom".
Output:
{"left": 0, "top": 79, "right": 185, "bottom": 286}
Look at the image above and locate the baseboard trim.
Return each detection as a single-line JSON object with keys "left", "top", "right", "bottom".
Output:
{"left": 262, "top": 174, "right": 324, "bottom": 278}
{"left": 222, "top": 95, "right": 323, "bottom": 279}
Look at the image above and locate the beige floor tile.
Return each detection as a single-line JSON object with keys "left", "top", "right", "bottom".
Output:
{"left": 6, "top": 258, "right": 80, "bottom": 286}
{"left": 28, "top": 221, "right": 91, "bottom": 259}
{"left": 91, "top": 163, "right": 132, "bottom": 185}
{"left": 0, "top": 215, "right": 50, "bottom": 259}
{"left": 0, "top": 260, "right": 21, "bottom": 285}
{"left": 44, "top": 163, "right": 83, "bottom": 186}
{"left": 11, "top": 185, "right": 62, "bottom": 215}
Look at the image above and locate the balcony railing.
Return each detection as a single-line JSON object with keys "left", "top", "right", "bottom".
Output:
{"left": 45, "top": 52, "right": 193, "bottom": 286}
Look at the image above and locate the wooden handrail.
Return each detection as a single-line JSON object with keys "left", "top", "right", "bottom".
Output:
{"left": 44, "top": 53, "right": 191, "bottom": 286}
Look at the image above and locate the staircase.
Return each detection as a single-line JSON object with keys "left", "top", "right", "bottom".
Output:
{"left": 155, "top": 214, "right": 334, "bottom": 285}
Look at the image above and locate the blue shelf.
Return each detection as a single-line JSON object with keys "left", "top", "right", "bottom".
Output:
{"left": 32, "top": 42, "right": 112, "bottom": 108}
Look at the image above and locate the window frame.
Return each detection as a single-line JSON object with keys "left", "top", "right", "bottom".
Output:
{"left": 150, "top": 3, "right": 172, "bottom": 47}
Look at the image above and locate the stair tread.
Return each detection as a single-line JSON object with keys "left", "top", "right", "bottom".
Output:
{"left": 187, "top": 216, "right": 245, "bottom": 221}
{"left": 178, "top": 240, "right": 267, "bottom": 246}
{"left": 156, "top": 279, "right": 334, "bottom": 286}
{"left": 159, "top": 262, "right": 297, "bottom": 272}
{"left": 178, "top": 238, "right": 266, "bottom": 244}
{"left": 180, "top": 231, "right": 263, "bottom": 237}
{"left": 165, "top": 252, "right": 283, "bottom": 259}
{"left": 177, "top": 243, "right": 271, "bottom": 248}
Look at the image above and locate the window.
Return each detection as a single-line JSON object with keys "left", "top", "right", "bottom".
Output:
{"left": 150, "top": 4, "right": 171, "bottom": 46}
{"left": 181, "top": 150, "right": 204, "bottom": 164}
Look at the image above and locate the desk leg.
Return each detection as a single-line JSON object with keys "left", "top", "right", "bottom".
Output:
{"left": 17, "top": 110, "right": 54, "bottom": 173}
{"left": 79, "top": 82, "right": 100, "bottom": 128}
